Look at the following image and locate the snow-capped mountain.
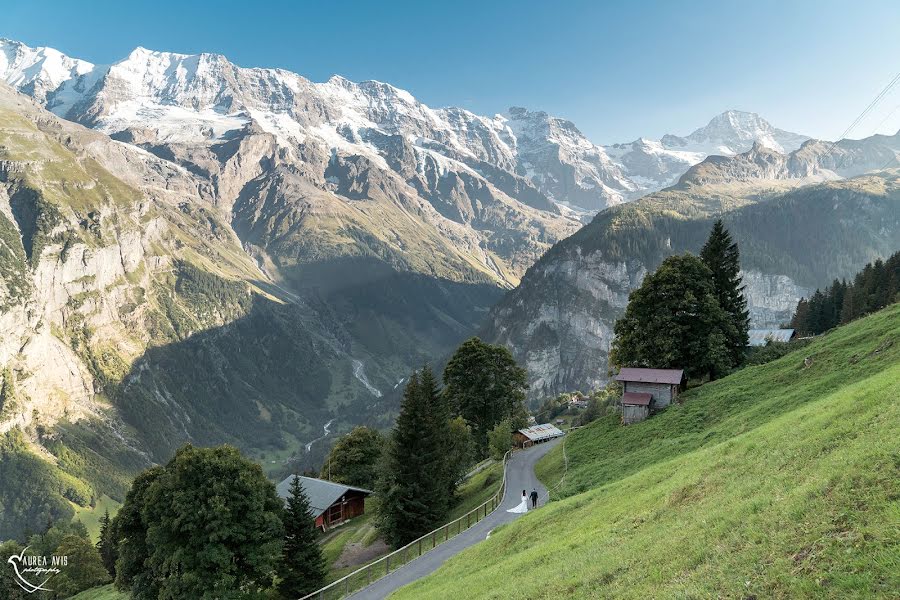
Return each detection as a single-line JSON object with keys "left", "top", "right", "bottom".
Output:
{"left": 0, "top": 38, "right": 819, "bottom": 215}
{"left": 662, "top": 110, "right": 810, "bottom": 155}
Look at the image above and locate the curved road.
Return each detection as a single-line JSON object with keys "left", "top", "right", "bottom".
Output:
{"left": 347, "top": 438, "right": 561, "bottom": 599}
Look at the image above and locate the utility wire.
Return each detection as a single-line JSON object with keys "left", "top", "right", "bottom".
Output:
{"left": 826, "top": 70, "right": 900, "bottom": 172}
{"left": 829, "top": 70, "right": 900, "bottom": 150}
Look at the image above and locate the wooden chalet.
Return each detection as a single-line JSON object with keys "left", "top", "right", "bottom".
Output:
{"left": 276, "top": 475, "right": 372, "bottom": 531}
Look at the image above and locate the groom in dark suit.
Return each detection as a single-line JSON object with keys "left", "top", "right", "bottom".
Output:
{"left": 530, "top": 488, "right": 538, "bottom": 508}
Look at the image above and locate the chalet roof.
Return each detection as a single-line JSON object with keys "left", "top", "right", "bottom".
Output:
{"left": 622, "top": 392, "right": 652, "bottom": 406}
{"left": 276, "top": 475, "right": 372, "bottom": 518}
{"left": 614, "top": 368, "right": 685, "bottom": 385}
{"left": 516, "top": 423, "right": 565, "bottom": 442}
{"left": 747, "top": 329, "right": 796, "bottom": 347}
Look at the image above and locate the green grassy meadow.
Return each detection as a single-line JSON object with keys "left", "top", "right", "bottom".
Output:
{"left": 67, "top": 584, "right": 129, "bottom": 600}
{"left": 72, "top": 495, "right": 122, "bottom": 543}
{"left": 393, "top": 303, "right": 900, "bottom": 598}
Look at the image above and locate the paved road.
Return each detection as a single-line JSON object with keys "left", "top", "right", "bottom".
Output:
{"left": 347, "top": 438, "right": 561, "bottom": 600}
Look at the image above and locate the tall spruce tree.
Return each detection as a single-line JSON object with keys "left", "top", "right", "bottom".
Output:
{"left": 419, "top": 365, "right": 453, "bottom": 518}
{"left": 700, "top": 220, "right": 750, "bottom": 370}
{"left": 96, "top": 508, "right": 116, "bottom": 578}
{"left": 278, "top": 476, "right": 326, "bottom": 598}
{"left": 376, "top": 371, "right": 445, "bottom": 546}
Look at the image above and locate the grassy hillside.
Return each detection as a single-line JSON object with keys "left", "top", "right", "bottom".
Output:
{"left": 394, "top": 304, "right": 900, "bottom": 598}
{"left": 68, "top": 584, "right": 129, "bottom": 600}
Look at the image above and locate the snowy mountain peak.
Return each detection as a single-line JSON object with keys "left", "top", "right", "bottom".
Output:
{"left": 0, "top": 38, "right": 824, "bottom": 214}
{"left": 663, "top": 109, "right": 809, "bottom": 155}
{"left": 0, "top": 38, "right": 94, "bottom": 102}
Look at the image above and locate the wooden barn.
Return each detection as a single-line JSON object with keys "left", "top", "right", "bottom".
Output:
{"left": 621, "top": 392, "right": 652, "bottom": 425}
{"left": 513, "top": 423, "right": 565, "bottom": 448}
{"left": 276, "top": 475, "right": 372, "bottom": 531}
{"left": 614, "top": 368, "right": 685, "bottom": 424}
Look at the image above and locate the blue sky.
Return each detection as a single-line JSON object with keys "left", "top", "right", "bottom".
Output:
{"left": 4, "top": 0, "right": 900, "bottom": 143}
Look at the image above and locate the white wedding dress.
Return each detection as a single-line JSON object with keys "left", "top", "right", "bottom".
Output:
{"left": 507, "top": 493, "right": 529, "bottom": 513}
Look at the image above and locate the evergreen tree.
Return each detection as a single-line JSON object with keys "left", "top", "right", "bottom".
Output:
{"left": 790, "top": 251, "right": 900, "bottom": 334}
{"left": 376, "top": 371, "right": 445, "bottom": 546}
{"left": 96, "top": 508, "right": 117, "bottom": 578}
{"left": 791, "top": 297, "right": 810, "bottom": 331}
{"left": 700, "top": 220, "right": 750, "bottom": 368}
{"left": 419, "top": 365, "right": 453, "bottom": 518}
{"left": 278, "top": 476, "right": 326, "bottom": 598}
{"left": 611, "top": 254, "right": 736, "bottom": 381}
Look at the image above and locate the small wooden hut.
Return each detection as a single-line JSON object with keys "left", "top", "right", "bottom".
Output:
{"left": 614, "top": 368, "right": 686, "bottom": 424}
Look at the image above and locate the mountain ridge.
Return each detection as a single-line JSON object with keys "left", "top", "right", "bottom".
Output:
{"left": 1, "top": 37, "right": 820, "bottom": 214}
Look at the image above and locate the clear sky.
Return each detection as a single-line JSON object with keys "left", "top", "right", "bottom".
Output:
{"left": 4, "top": 0, "right": 900, "bottom": 144}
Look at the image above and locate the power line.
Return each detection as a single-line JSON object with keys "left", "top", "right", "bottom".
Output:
{"left": 868, "top": 101, "right": 900, "bottom": 136}
{"left": 829, "top": 70, "right": 900, "bottom": 148}
{"left": 825, "top": 70, "right": 900, "bottom": 173}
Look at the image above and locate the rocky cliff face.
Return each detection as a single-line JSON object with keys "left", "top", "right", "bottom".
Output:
{"left": 0, "top": 85, "right": 405, "bottom": 538}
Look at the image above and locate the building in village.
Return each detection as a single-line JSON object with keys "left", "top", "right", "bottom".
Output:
{"left": 568, "top": 395, "right": 589, "bottom": 409}
{"left": 614, "top": 368, "right": 686, "bottom": 424}
{"left": 747, "top": 329, "right": 796, "bottom": 347}
{"left": 276, "top": 475, "right": 372, "bottom": 531}
{"left": 514, "top": 423, "right": 565, "bottom": 447}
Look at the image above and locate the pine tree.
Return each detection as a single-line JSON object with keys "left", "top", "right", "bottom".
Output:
{"left": 700, "top": 220, "right": 750, "bottom": 370}
{"left": 791, "top": 297, "right": 810, "bottom": 332}
{"left": 96, "top": 508, "right": 116, "bottom": 577}
{"left": 376, "top": 371, "right": 445, "bottom": 546}
{"left": 419, "top": 365, "right": 453, "bottom": 518}
{"left": 278, "top": 476, "right": 326, "bottom": 598}
{"left": 791, "top": 251, "right": 900, "bottom": 333}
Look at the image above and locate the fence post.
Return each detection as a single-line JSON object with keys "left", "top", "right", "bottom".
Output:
{"left": 386, "top": 554, "right": 390, "bottom": 575}
{"left": 345, "top": 578, "right": 349, "bottom": 596}
{"left": 368, "top": 564, "right": 372, "bottom": 585}
{"left": 418, "top": 538, "right": 422, "bottom": 556}
{"left": 445, "top": 524, "right": 448, "bottom": 541}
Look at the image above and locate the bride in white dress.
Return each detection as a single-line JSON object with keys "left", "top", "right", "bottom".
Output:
{"left": 507, "top": 489, "right": 528, "bottom": 513}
